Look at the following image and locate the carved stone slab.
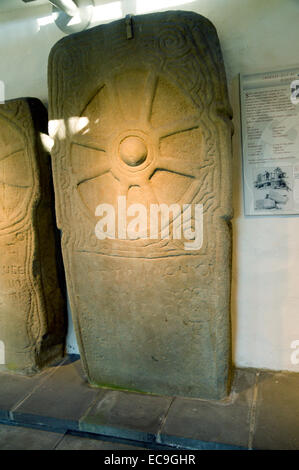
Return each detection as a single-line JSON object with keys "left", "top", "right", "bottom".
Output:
{"left": 0, "top": 99, "right": 66, "bottom": 374}
{"left": 49, "top": 11, "right": 233, "bottom": 399}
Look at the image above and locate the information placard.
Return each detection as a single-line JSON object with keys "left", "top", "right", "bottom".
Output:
{"left": 240, "top": 66, "right": 299, "bottom": 215}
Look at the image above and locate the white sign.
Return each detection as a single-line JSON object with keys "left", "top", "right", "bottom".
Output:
{"left": 240, "top": 67, "right": 299, "bottom": 215}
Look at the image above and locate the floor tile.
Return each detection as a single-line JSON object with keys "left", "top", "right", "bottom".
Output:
{"left": 12, "top": 358, "right": 99, "bottom": 431}
{"left": 159, "top": 368, "right": 256, "bottom": 449}
{"left": 253, "top": 371, "right": 299, "bottom": 450}
{"left": 56, "top": 433, "right": 148, "bottom": 450}
{"left": 80, "top": 389, "right": 172, "bottom": 443}
{"left": 0, "top": 423, "right": 63, "bottom": 450}
{"left": 0, "top": 368, "right": 54, "bottom": 420}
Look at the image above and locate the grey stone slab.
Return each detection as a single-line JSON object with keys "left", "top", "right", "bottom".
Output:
{"left": 0, "top": 367, "right": 54, "bottom": 420}
{"left": 159, "top": 368, "right": 256, "bottom": 449}
{"left": 12, "top": 358, "right": 99, "bottom": 431}
{"left": 253, "top": 371, "right": 299, "bottom": 450}
{"left": 0, "top": 423, "right": 63, "bottom": 450}
{"left": 80, "top": 389, "right": 173, "bottom": 443}
{"left": 56, "top": 434, "right": 148, "bottom": 450}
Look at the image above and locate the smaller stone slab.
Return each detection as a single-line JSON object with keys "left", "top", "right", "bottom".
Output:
{"left": 0, "top": 98, "right": 66, "bottom": 374}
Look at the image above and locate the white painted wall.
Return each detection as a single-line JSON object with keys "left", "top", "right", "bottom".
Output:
{"left": 1, "top": 0, "right": 299, "bottom": 372}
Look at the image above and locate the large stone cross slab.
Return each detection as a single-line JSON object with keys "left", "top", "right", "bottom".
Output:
{"left": 49, "top": 11, "right": 233, "bottom": 399}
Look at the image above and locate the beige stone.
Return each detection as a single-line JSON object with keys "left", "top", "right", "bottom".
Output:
{"left": 0, "top": 98, "right": 66, "bottom": 374}
{"left": 49, "top": 11, "right": 233, "bottom": 398}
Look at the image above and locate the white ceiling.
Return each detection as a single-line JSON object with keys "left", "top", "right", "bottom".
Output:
{"left": 0, "top": 0, "right": 48, "bottom": 13}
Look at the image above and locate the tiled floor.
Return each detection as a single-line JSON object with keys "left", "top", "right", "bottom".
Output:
{"left": 0, "top": 356, "right": 298, "bottom": 450}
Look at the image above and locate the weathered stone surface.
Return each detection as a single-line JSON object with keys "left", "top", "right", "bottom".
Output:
{"left": 0, "top": 98, "right": 66, "bottom": 374}
{"left": 49, "top": 11, "right": 233, "bottom": 398}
